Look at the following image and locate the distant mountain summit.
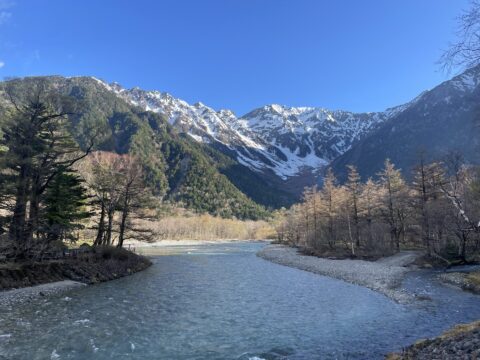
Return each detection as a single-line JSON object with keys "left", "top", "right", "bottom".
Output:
{"left": 107, "top": 80, "right": 403, "bottom": 181}
{"left": 0, "top": 76, "right": 271, "bottom": 217}
{"left": 91, "top": 65, "right": 467, "bottom": 191}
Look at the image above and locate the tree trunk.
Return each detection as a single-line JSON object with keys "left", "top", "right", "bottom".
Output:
{"left": 353, "top": 198, "right": 360, "bottom": 247}
{"left": 94, "top": 201, "right": 106, "bottom": 246}
{"left": 117, "top": 207, "right": 128, "bottom": 248}
{"left": 117, "top": 185, "right": 131, "bottom": 249}
{"left": 367, "top": 217, "right": 373, "bottom": 246}
{"left": 25, "top": 191, "right": 39, "bottom": 257}
{"left": 26, "top": 186, "right": 40, "bottom": 244}
{"left": 106, "top": 209, "right": 114, "bottom": 245}
{"left": 10, "top": 166, "right": 30, "bottom": 256}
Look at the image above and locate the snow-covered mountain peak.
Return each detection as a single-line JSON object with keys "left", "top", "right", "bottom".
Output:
{"left": 96, "top": 79, "right": 408, "bottom": 180}
{"left": 218, "top": 109, "right": 236, "bottom": 118}
{"left": 94, "top": 67, "right": 473, "bottom": 181}
{"left": 193, "top": 101, "right": 206, "bottom": 108}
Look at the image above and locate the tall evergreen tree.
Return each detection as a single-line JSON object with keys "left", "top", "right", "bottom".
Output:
{"left": 0, "top": 80, "right": 94, "bottom": 257}
{"left": 43, "top": 172, "right": 91, "bottom": 243}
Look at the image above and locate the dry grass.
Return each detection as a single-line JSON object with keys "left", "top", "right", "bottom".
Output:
{"left": 440, "top": 320, "right": 480, "bottom": 339}
{"left": 386, "top": 320, "right": 480, "bottom": 359}
{"left": 466, "top": 271, "right": 480, "bottom": 287}
{"left": 74, "top": 211, "right": 276, "bottom": 245}
{"left": 136, "top": 214, "right": 275, "bottom": 241}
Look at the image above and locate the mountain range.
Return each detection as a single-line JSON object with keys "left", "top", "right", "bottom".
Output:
{"left": 99, "top": 64, "right": 480, "bottom": 188}
{"left": 0, "top": 65, "right": 479, "bottom": 217}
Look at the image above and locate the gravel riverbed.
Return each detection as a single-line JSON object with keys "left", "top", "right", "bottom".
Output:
{"left": 0, "top": 280, "right": 85, "bottom": 307}
{"left": 257, "top": 244, "right": 417, "bottom": 303}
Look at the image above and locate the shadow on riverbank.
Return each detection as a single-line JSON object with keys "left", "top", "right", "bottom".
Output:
{"left": 387, "top": 320, "right": 480, "bottom": 359}
{"left": 0, "top": 246, "right": 151, "bottom": 291}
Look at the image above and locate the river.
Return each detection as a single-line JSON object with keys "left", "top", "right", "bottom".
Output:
{"left": 1, "top": 242, "right": 480, "bottom": 359}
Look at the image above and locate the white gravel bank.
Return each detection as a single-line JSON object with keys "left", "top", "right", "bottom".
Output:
{"left": 0, "top": 280, "right": 85, "bottom": 307}
{"left": 257, "top": 244, "right": 417, "bottom": 303}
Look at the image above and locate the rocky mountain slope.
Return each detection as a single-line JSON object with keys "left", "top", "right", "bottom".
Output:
{"left": 331, "top": 65, "right": 480, "bottom": 180}
{"left": 106, "top": 83, "right": 396, "bottom": 181}
{"left": 99, "top": 64, "right": 480, "bottom": 187}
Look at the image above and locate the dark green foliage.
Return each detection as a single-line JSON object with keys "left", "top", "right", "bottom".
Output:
{"left": 0, "top": 79, "right": 95, "bottom": 257}
{"left": 43, "top": 172, "right": 91, "bottom": 242}
{"left": 173, "top": 154, "right": 267, "bottom": 220}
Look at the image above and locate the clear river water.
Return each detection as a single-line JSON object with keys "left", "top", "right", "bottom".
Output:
{"left": 1, "top": 241, "right": 480, "bottom": 360}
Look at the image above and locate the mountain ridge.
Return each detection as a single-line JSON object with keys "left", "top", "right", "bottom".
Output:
{"left": 331, "top": 65, "right": 480, "bottom": 180}
{"left": 92, "top": 80, "right": 398, "bottom": 180}
{"left": 88, "top": 68, "right": 445, "bottom": 190}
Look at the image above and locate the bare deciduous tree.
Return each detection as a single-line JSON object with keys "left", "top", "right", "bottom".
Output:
{"left": 441, "top": 1, "right": 480, "bottom": 71}
{"left": 276, "top": 157, "right": 480, "bottom": 263}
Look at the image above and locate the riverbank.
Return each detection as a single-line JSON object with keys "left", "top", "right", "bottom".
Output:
{"left": 438, "top": 270, "right": 480, "bottom": 294}
{"left": 387, "top": 320, "right": 480, "bottom": 359}
{"left": 257, "top": 244, "right": 419, "bottom": 303}
{"left": 125, "top": 238, "right": 258, "bottom": 247}
{"left": 127, "top": 239, "right": 264, "bottom": 255}
{"left": 0, "top": 247, "right": 152, "bottom": 293}
{"left": 0, "top": 280, "right": 86, "bottom": 307}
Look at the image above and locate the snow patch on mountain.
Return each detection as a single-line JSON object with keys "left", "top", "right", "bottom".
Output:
{"left": 92, "top": 65, "right": 480, "bottom": 181}
{"left": 93, "top": 80, "right": 405, "bottom": 180}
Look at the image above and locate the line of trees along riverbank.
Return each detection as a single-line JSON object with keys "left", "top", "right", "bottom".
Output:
{"left": 274, "top": 156, "right": 480, "bottom": 263}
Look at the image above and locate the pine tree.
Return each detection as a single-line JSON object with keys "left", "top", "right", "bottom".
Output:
{"left": 412, "top": 154, "right": 445, "bottom": 254}
{"left": 0, "top": 80, "right": 94, "bottom": 257}
{"left": 43, "top": 172, "right": 90, "bottom": 243}
{"left": 361, "top": 178, "right": 380, "bottom": 248}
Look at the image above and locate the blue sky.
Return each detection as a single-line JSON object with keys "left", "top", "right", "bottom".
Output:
{"left": 0, "top": 0, "right": 470, "bottom": 115}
